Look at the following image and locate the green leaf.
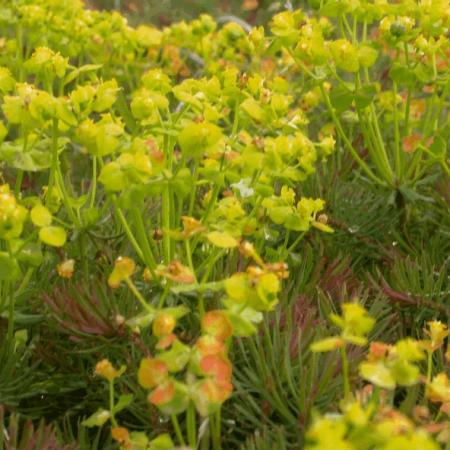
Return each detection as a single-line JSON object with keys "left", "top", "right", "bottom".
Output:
{"left": 63, "top": 64, "right": 102, "bottom": 86}
{"left": 224, "top": 310, "right": 260, "bottom": 336}
{"left": 98, "top": 161, "right": 126, "bottom": 192}
{"left": 390, "top": 63, "right": 416, "bottom": 87}
{"left": 0, "top": 138, "right": 68, "bottom": 172}
{"left": 429, "top": 136, "right": 446, "bottom": 158}
{"left": 81, "top": 409, "right": 111, "bottom": 427}
{"left": 113, "top": 394, "right": 134, "bottom": 414}
{"left": 30, "top": 204, "right": 52, "bottom": 227}
{"left": 170, "top": 167, "right": 192, "bottom": 198}
{"left": 149, "top": 434, "right": 175, "bottom": 450}
{"left": 158, "top": 339, "right": 191, "bottom": 372}
{"left": 126, "top": 312, "right": 156, "bottom": 329}
{"left": 390, "top": 359, "right": 421, "bottom": 386}
{"left": 354, "top": 83, "right": 378, "bottom": 108}
{"left": 358, "top": 45, "right": 378, "bottom": 68}
{"left": 129, "top": 432, "right": 149, "bottom": 450}
{"left": 206, "top": 231, "right": 239, "bottom": 248}
{"left": 241, "top": 98, "right": 265, "bottom": 122}
{"left": 320, "top": 0, "right": 352, "bottom": 17}
{"left": 39, "top": 226, "right": 67, "bottom": 247}
{"left": 56, "top": 100, "right": 77, "bottom": 127}
{"left": 224, "top": 273, "right": 250, "bottom": 303}
{"left": 0, "top": 252, "right": 20, "bottom": 281}
{"left": 16, "top": 242, "right": 43, "bottom": 267}
{"left": 0, "top": 67, "right": 15, "bottom": 93}
{"left": 359, "top": 361, "right": 396, "bottom": 389}
{"left": 414, "top": 63, "right": 434, "bottom": 84}
{"left": 329, "top": 85, "right": 354, "bottom": 112}
{"left": 0, "top": 121, "right": 7, "bottom": 143}
{"left": 178, "top": 122, "right": 223, "bottom": 159}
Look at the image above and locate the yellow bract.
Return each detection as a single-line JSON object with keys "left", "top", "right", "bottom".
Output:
{"left": 108, "top": 256, "right": 136, "bottom": 288}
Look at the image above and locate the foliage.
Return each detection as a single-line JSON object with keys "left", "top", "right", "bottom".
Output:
{"left": 0, "top": 0, "right": 448, "bottom": 449}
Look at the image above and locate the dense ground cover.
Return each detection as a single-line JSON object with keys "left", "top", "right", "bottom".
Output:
{"left": 0, "top": 0, "right": 449, "bottom": 448}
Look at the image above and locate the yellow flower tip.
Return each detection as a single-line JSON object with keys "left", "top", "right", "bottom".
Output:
{"left": 108, "top": 256, "right": 136, "bottom": 288}
{"left": 57, "top": 259, "right": 75, "bottom": 278}
{"left": 238, "top": 241, "right": 267, "bottom": 267}
{"left": 95, "top": 359, "right": 125, "bottom": 381}
{"left": 181, "top": 215, "right": 206, "bottom": 238}
{"left": 265, "top": 262, "right": 289, "bottom": 280}
{"left": 115, "top": 314, "right": 125, "bottom": 326}
{"left": 312, "top": 219, "right": 334, "bottom": 233}
{"left": 143, "top": 267, "right": 152, "bottom": 282}
{"left": 156, "top": 261, "right": 195, "bottom": 284}
{"left": 311, "top": 336, "right": 345, "bottom": 352}
{"left": 111, "top": 427, "right": 131, "bottom": 449}
{"left": 426, "top": 373, "right": 450, "bottom": 404}
{"left": 239, "top": 241, "right": 258, "bottom": 259}
{"left": 152, "top": 313, "right": 177, "bottom": 337}
{"left": 424, "top": 320, "right": 449, "bottom": 351}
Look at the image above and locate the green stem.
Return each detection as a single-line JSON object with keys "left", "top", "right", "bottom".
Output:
{"left": 369, "top": 104, "right": 394, "bottom": 184}
{"left": 286, "top": 232, "right": 306, "bottom": 253}
{"left": 109, "top": 380, "right": 118, "bottom": 427}
{"left": 47, "top": 119, "right": 59, "bottom": 206}
{"left": 131, "top": 207, "right": 157, "bottom": 270}
{"left": 171, "top": 415, "right": 186, "bottom": 447}
{"left": 112, "top": 199, "right": 145, "bottom": 262}
{"left": 185, "top": 239, "right": 196, "bottom": 281}
{"left": 198, "top": 292, "right": 205, "bottom": 318}
{"left": 15, "top": 268, "right": 33, "bottom": 297}
{"left": 211, "top": 408, "right": 222, "bottom": 450}
{"left": 320, "top": 85, "right": 385, "bottom": 186}
{"left": 162, "top": 183, "right": 171, "bottom": 264}
{"left": 15, "top": 23, "right": 24, "bottom": 81}
{"left": 5, "top": 243, "right": 15, "bottom": 347}
{"left": 14, "top": 171, "right": 23, "bottom": 199}
{"left": 187, "top": 401, "right": 197, "bottom": 448}
{"left": 56, "top": 167, "right": 81, "bottom": 228}
{"left": 188, "top": 162, "right": 199, "bottom": 216}
{"left": 124, "top": 277, "right": 154, "bottom": 314}
{"left": 89, "top": 156, "right": 97, "bottom": 209}
{"left": 426, "top": 350, "right": 433, "bottom": 383}
{"left": 340, "top": 346, "right": 350, "bottom": 401}
{"left": 15, "top": 134, "right": 28, "bottom": 197}
{"left": 6, "top": 282, "right": 15, "bottom": 347}
{"left": 392, "top": 81, "right": 402, "bottom": 182}
{"left": 79, "top": 232, "right": 89, "bottom": 281}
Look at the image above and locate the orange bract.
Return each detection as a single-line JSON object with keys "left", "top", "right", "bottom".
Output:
{"left": 111, "top": 427, "right": 131, "bottom": 450}
{"left": 196, "top": 335, "right": 226, "bottom": 356}
{"left": 200, "top": 354, "right": 232, "bottom": 383}
{"left": 138, "top": 358, "right": 168, "bottom": 389}
{"left": 148, "top": 381, "right": 175, "bottom": 405}
{"left": 202, "top": 310, "right": 233, "bottom": 341}
{"left": 200, "top": 378, "right": 233, "bottom": 403}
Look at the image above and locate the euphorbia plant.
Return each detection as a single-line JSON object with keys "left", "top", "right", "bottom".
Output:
{"left": 0, "top": 184, "right": 67, "bottom": 347}
{"left": 310, "top": 305, "right": 450, "bottom": 448}
{"left": 269, "top": 1, "right": 450, "bottom": 196}
{"left": 0, "top": 0, "right": 447, "bottom": 448}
